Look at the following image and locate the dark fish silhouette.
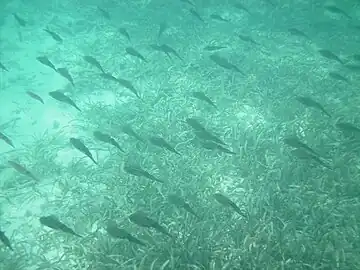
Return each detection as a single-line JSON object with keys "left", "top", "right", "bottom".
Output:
{"left": 116, "top": 77, "right": 141, "bottom": 99}
{"left": 328, "top": 72, "right": 350, "bottom": 84}
{"left": 8, "top": 160, "right": 39, "bottom": 181}
{"left": 119, "top": 27, "right": 131, "bottom": 41}
{"left": 93, "top": 131, "right": 124, "bottom": 152}
{"left": 57, "top": 67, "right": 75, "bottom": 86}
{"left": 149, "top": 136, "right": 181, "bottom": 155}
{"left": 0, "top": 230, "right": 13, "bottom": 250}
{"left": 100, "top": 72, "right": 119, "bottom": 82}
{"left": 238, "top": 34, "right": 260, "bottom": 45}
{"left": 318, "top": 49, "right": 344, "bottom": 65}
{"left": 129, "top": 211, "right": 172, "bottom": 238}
{"left": 0, "top": 62, "right": 9, "bottom": 71}
{"left": 296, "top": 96, "right": 331, "bottom": 117}
{"left": 121, "top": 124, "right": 144, "bottom": 142}
{"left": 189, "top": 9, "right": 204, "bottom": 22}
{"left": 186, "top": 118, "right": 226, "bottom": 145}
{"left": 213, "top": 193, "right": 246, "bottom": 217}
{"left": 200, "top": 141, "right": 236, "bottom": 155}
{"left": 186, "top": 118, "right": 207, "bottom": 132}
{"left": 192, "top": 91, "right": 217, "bottom": 108}
{"left": 336, "top": 122, "right": 360, "bottom": 133}
{"left": 291, "top": 149, "right": 332, "bottom": 170}
{"left": 49, "top": 91, "right": 81, "bottom": 111}
{"left": 210, "top": 14, "right": 229, "bottom": 22}
{"left": 40, "top": 215, "right": 81, "bottom": 237}
{"left": 98, "top": 7, "right": 110, "bottom": 19}
{"left": 159, "top": 44, "right": 183, "bottom": 61}
{"left": 233, "top": 2, "right": 251, "bottom": 14}
{"left": 158, "top": 21, "right": 168, "bottom": 39}
{"left": 83, "top": 56, "right": 105, "bottom": 73}
{"left": 168, "top": 194, "right": 199, "bottom": 219}
{"left": 26, "top": 91, "right": 44, "bottom": 104}
{"left": 70, "top": 137, "right": 97, "bottom": 164}
{"left": 36, "top": 56, "right": 57, "bottom": 71}
{"left": 288, "top": 28, "right": 310, "bottom": 39}
{"left": 344, "top": 64, "right": 360, "bottom": 72}
{"left": 44, "top": 28, "right": 62, "bottom": 42}
{"left": 325, "top": 5, "right": 351, "bottom": 19}
{"left": 13, "top": 13, "right": 26, "bottom": 27}
{"left": 0, "top": 132, "right": 14, "bottom": 147}
{"left": 283, "top": 136, "right": 319, "bottom": 156}
{"left": 203, "top": 45, "right": 227, "bottom": 51}
{"left": 106, "top": 221, "right": 146, "bottom": 246}
{"left": 180, "top": 0, "right": 195, "bottom": 7}
{"left": 123, "top": 164, "right": 163, "bottom": 183}
{"left": 210, "top": 54, "right": 245, "bottom": 74}
{"left": 126, "top": 47, "right": 148, "bottom": 62}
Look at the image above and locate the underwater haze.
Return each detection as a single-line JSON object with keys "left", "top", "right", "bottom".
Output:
{"left": 1, "top": 0, "right": 360, "bottom": 269}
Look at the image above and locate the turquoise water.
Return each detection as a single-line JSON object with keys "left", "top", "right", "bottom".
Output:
{"left": 1, "top": 0, "right": 360, "bottom": 269}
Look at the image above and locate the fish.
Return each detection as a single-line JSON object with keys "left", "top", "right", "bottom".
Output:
{"left": 200, "top": 141, "right": 236, "bottom": 154}
{"left": 186, "top": 118, "right": 207, "bottom": 132}
{"left": 8, "top": 160, "right": 39, "bottom": 181}
{"left": 328, "top": 72, "right": 350, "bottom": 84}
{"left": 69, "top": 138, "right": 97, "bottom": 164}
{"left": 83, "top": 56, "right": 105, "bottom": 73}
{"left": 26, "top": 91, "right": 44, "bottom": 104}
{"left": 39, "top": 215, "right": 81, "bottom": 237}
{"left": 0, "top": 230, "right": 13, "bottom": 250}
{"left": 36, "top": 56, "right": 57, "bottom": 71}
{"left": 186, "top": 118, "right": 226, "bottom": 145}
{"left": 336, "top": 122, "right": 360, "bottom": 133}
{"left": 158, "top": 21, "right": 168, "bottom": 39}
{"left": 283, "top": 137, "right": 319, "bottom": 156}
{"left": 13, "top": 13, "right": 26, "bottom": 27}
{"left": 93, "top": 131, "right": 124, "bottom": 152}
{"left": 98, "top": 7, "right": 110, "bottom": 19}
{"left": 57, "top": 67, "right": 75, "bottom": 86}
{"left": 125, "top": 47, "right": 148, "bottom": 62}
{"left": 318, "top": 49, "right": 344, "bottom": 65}
{"left": 296, "top": 96, "right": 331, "bottom": 117}
{"left": 209, "top": 54, "right": 245, "bottom": 75}
{"left": 116, "top": 77, "right": 141, "bottom": 99}
{"left": 192, "top": 91, "right": 217, "bottom": 108}
{"left": 129, "top": 211, "right": 172, "bottom": 238}
{"left": 44, "top": 28, "right": 62, "bottom": 42}
{"left": 180, "top": 0, "right": 195, "bottom": 7}
{"left": 123, "top": 163, "right": 163, "bottom": 183}
{"left": 290, "top": 149, "right": 332, "bottom": 170}
{"left": 159, "top": 44, "right": 183, "bottom": 61}
{"left": 106, "top": 221, "right": 146, "bottom": 246}
{"left": 203, "top": 45, "right": 227, "bottom": 51}
{"left": 232, "top": 2, "right": 251, "bottom": 14}
{"left": 352, "top": 54, "right": 360, "bottom": 61}
{"left": 344, "top": 64, "right": 360, "bottom": 72}
{"left": 119, "top": 27, "right": 131, "bottom": 41}
{"left": 213, "top": 193, "right": 246, "bottom": 218}
{"left": 149, "top": 136, "right": 181, "bottom": 155}
{"left": 100, "top": 72, "right": 119, "bottom": 82}
{"left": 324, "top": 5, "right": 351, "bottom": 19}
{"left": 121, "top": 124, "right": 144, "bottom": 142}
{"left": 49, "top": 91, "right": 81, "bottom": 111}
{"left": 0, "top": 62, "right": 9, "bottom": 71}
{"left": 210, "top": 14, "right": 229, "bottom": 22}
{"left": 288, "top": 28, "right": 310, "bottom": 39}
{"left": 149, "top": 44, "right": 182, "bottom": 60}
{"left": 189, "top": 9, "right": 204, "bottom": 22}
{"left": 0, "top": 132, "right": 14, "bottom": 147}
{"left": 238, "top": 34, "right": 260, "bottom": 45}
{"left": 168, "top": 194, "right": 199, "bottom": 219}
